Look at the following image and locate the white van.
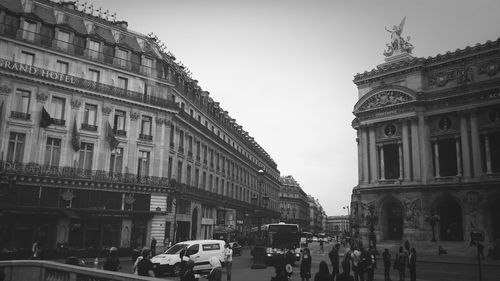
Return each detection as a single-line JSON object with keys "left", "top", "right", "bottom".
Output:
{"left": 151, "top": 239, "right": 225, "bottom": 276}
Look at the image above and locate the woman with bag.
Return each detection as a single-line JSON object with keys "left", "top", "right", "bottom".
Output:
{"left": 300, "top": 247, "right": 312, "bottom": 281}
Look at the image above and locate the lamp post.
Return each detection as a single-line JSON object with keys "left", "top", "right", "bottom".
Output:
{"left": 251, "top": 169, "right": 268, "bottom": 269}
{"left": 425, "top": 209, "right": 440, "bottom": 242}
{"left": 366, "top": 205, "right": 378, "bottom": 254}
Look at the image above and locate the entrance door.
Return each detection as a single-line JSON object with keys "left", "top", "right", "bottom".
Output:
{"left": 385, "top": 201, "right": 403, "bottom": 240}
{"left": 191, "top": 208, "right": 198, "bottom": 240}
{"left": 439, "top": 198, "right": 463, "bottom": 241}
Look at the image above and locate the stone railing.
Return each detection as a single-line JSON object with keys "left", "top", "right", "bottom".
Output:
{"left": 0, "top": 260, "right": 173, "bottom": 281}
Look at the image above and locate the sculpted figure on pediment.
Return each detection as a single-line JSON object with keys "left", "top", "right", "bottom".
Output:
{"left": 358, "top": 91, "right": 413, "bottom": 111}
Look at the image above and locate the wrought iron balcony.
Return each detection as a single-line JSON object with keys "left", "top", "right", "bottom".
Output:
{"left": 113, "top": 129, "right": 127, "bottom": 137}
{"left": 10, "top": 111, "right": 30, "bottom": 120}
{"left": 81, "top": 123, "right": 98, "bottom": 131}
{"left": 139, "top": 134, "right": 153, "bottom": 141}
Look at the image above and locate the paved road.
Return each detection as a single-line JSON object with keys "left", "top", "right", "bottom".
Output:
{"left": 83, "top": 242, "right": 500, "bottom": 281}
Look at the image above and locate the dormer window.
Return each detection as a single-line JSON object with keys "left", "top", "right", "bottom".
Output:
{"left": 115, "top": 48, "right": 128, "bottom": 68}
{"left": 23, "top": 20, "right": 37, "bottom": 41}
{"left": 88, "top": 40, "right": 100, "bottom": 59}
{"left": 142, "top": 57, "right": 153, "bottom": 76}
{"left": 56, "top": 30, "right": 71, "bottom": 50}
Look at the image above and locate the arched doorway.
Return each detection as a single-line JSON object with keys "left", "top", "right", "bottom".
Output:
{"left": 191, "top": 208, "right": 198, "bottom": 240}
{"left": 438, "top": 198, "right": 463, "bottom": 241}
{"left": 381, "top": 200, "right": 403, "bottom": 241}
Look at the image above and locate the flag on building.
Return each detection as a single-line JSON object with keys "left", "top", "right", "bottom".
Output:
{"left": 107, "top": 122, "right": 119, "bottom": 150}
{"left": 71, "top": 117, "right": 81, "bottom": 151}
{"left": 40, "top": 106, "right": 54, "bottom": 128}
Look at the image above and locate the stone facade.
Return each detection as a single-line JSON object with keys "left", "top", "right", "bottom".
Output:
{"left": 279, "top": 175, "right": 309, "bottom": 231}
{"left": 351, "top": 38, "right": 500, "bottom": 245}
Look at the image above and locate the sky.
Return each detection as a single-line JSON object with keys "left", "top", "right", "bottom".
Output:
{"left": 85, "top": 0, "right": 500, "bottom": 215}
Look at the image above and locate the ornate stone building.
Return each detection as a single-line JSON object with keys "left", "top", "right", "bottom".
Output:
{"left": 0, "top": 0, "right": 280, "bottom": 256}
{"left": 326, "top": 215, "right": 349, "bottom": 238}
{"left": 351, "top": 21, "right": 500, "bottom": 245}
{"left": 279, "top": 175, "right": 309, "bottom": 231}
{"left": 307, "top": 195, "right": 325, "bottom": 234}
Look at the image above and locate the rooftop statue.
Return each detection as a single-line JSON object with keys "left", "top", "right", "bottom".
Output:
{"left": 383, "top": 16, "right": 414, "bottom": 57}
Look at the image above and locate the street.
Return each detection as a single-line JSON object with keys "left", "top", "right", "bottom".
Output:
{"left": 95, "top": 242, "right": 500, "bottom": 281}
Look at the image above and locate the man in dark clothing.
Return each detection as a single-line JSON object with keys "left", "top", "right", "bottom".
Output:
{"left": 103, "top": 247, "right": 120, "bottom": 272}
{"left": 137, "top": 249, "right": 155, "bottom": 277}
{"left": 408, "top": 248, "right": 416, "bottom": 281}
{"left": 329, "top": 243, "right": 340, "bottom": 280}
{"left": 382, "top": 248, "right": 391, "bottom": 281}
{"left": 151, "top": 237, "right": 157, "bottom": 256}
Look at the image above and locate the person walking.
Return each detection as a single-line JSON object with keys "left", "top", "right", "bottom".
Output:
{"left": 382, "top": 248, "right": 391, "bottom": 281}
{"left": 102, "top": 247, "right": 121, "bottom": 272}
{"left": 223, "top": 243, "right": 233, "bottom": 281}
{"left": 31, "top": 240, "right": 40, "bottom": 260}
{"left": 351, "top": 246, "right": 362, "bottom": 281}
{"left": 366, "top": 250, "right": 376, "bottom": 281}
{"left": 300, "top": 247, "right": 312, "bottom": 281}
{"left": 408, "top": 248, "right": 416, "bottom": 281}
{"left": 329, "top": 243, "right": 340, "bottom": 280}
{"left": 314, "top": 261, "right": 333, "bottom": 281}
{"left": 320, "top": 239, "right": 325, "bottom": 254}
{"left": 205, "top": 256, "right": 222, "bottom": 281}
{"left": 395, "top": 246, "right": 406, "bottom": 281}
{"left": 136, "top": 248, "right": 155, "bottom": 277}
{"left": 181, "top": 260, "right": 196, "bottom": 281}
{"left": 151, "top": 237, "right": 157, "bottom": 256}
{"left": 337, "top": 260, "right": 354, "bottom": 281}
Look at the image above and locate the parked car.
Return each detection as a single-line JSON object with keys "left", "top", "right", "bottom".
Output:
{"left": 229, "top": 242, "right": 242, "bottom": 256}
{"left": 151, "top": 240, "right": 225, "bottom": 276}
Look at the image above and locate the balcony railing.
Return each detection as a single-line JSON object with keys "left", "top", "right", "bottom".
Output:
{"left": 10, "top": 111, "right": 30, "bottom": 120}
{"left": 139, "top": 134, "right": 153, "bottom": 141}
{"left": 52, "top": 118, "right": 66, "bottom": 126}
{"left": 113, "top": 129, "right": 127, "bottom": 137}
{"left": 81, "top": 123, "right": 98, "bottom": 131}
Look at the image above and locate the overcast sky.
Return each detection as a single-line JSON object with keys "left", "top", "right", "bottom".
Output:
{"left": 87, "top": 0, "right": 500, "bottom": 215}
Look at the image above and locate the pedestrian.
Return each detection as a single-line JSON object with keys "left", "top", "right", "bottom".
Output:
{"left": 300, "top": 246, "right": 312, "bottom": 281}
{"left": 181, "top": 260, "right": 196, "bottom": 281}
{"left": 31, "top": 240, "right": 40, "bottom": 259}
{"left": 337, "top": 260, "right": 354, "bottom": 281}
{"left": 351, "top": 246, "right": 362, "bottom": 281}
{"left": 395, "top": 246, "right": 406, "bottom": 281}
{"left": 204, "top": 256, "right": 222, "bottom": 281}
{"left": 408, "top": 248, "right": 416, "bottom": 281}
{"left": 382, "top": 248, "right": 391, "bottom": 281}
{"left": 151, "top": 237, "right": 157, "bottom": 256}
{"left": 359, "top": 247, "right": 372, "bottom": 281}
{"left": 103, "top": 247, "right": 121, "bottom": 272}
{"left": 329, "top": 243, "right": 340, "bottom": 280}
{"left": 477, "top": 242, "right": 485, "bottom": 259}
{"left": 223, "top": 243, "right": 233, "bottom": 281}
{"left": 133, "top": 248, "right": 146, "bottom": 275}
{"left": 404, "top": 240, "right": 410, "bottom": 254}
{"left": 320, "top": 239, "right": 325, "bottom": 254}
{"left": 136, "top": 248, "right": 155, "bottom": 277}
{"left": 179, "top": 245, "right": 189, "bottom": 278}
{"left": 367, "top": 250, "right": 376, "bottom": 281}
{"left": 314, "top": 261, "right": 333, "bottom": 281}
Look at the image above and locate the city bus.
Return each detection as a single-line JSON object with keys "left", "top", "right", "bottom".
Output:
{"left": 253, "top": 222, "right": 301, "bottom": 265}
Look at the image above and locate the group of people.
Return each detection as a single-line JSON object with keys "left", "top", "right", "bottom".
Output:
{"left": 382, "top": 241, "right": 417, "bottom": 281}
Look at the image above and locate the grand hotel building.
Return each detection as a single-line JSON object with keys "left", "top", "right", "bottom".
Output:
{"left": 0, "top": 0, "right": 280, "bottom": 256}
{"left": 351, "top": 35, "right": 500, "bottom": 245}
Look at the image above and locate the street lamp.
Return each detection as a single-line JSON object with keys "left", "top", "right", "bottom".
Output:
{"left": 251, "top": 169, "right": 268, "bottom": 269}
{"left": 366, "top": 205, "right": 378, "bottom": 254}
{"left": 425, "top": 209, "right": 440, "bottom": 242}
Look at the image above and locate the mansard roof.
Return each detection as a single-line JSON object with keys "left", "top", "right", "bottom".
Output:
{"left": 353, "top": 38, "right": 500, "bottom": 84}
{"left": 0, "top": 0, "right": 23, "bottom": 13}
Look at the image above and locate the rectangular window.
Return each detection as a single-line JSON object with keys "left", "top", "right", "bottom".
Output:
{"left": 143, "top": 57, "right": 153, "bottom": 75}
{"left": 78, "top": 142, "right": 94, "bottom": 170}
{"left": 141, "top": 116, "right": 152, "bottom": 136}
{"left": 209, "top": 174, "right": 213, "bottom": 191}
{"left": 7, "top": 132, "right": 25, "bottom": 162}
{"left": 56, "top": 30, "right": 70, "bottom": 50}
{"left": 194, "top": 168, "right": 199, "bottom": 188}
{"left": 167, "top": 156, "right": 173, "bottom": 179}
{"left": 89, "top": 69, "right": 100, "bottom": 82}
{"left": 177, "top": 161, "right": 183, "bottom": 183}
{"left": 169, "top": 124, "right": 175, "bottom": 148}
{"left": 83, "top": 103, "right": 98, "bottom": 128}
{"left": 20, "top": 51, "right": 35, "bottom": 65}
{"left": 116, "top": 48, "right": 128, "bottom": 67}
{"left": 56, "top": 60, "right": 69, "bottom": 74}
{"left": 113, "top": 110, "right": 126, "bottom": 131}
{"left": 109, "top": 147, "right": 123, "bottom": 175}
{"left": 188, "top": 136, "right": 193, "bottom": 157}
{"left": 14, "top": 89, "right": 30, "bottom": 114}
{"left": 137, "top": 151, "right": 150, "bottom": 177}
{"left": 44, "top": 137, "right": 61, "bottom": 166}
{"left": 88, "top": 40, "right": 100, "bottom": 59}
{"left": 117, "top": 77, "right": 128, "bottom": 91}
{"left": 178, "top": 130, "right": 184, "bottom": 152}
{"left": 23, "top": 21, "right": 37, "bottom": 41}
{"left": 186, "top": 165, "right": 192, "bottom": 186}
{"left": 202, "top": 171, "right": 207, "bottom": 190}
{"left": 51, "top": 96, "right": 65, "bottom": 122}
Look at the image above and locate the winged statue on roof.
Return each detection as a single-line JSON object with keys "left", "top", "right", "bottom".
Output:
{"left": 383, "top": 16, "right": 414, "bottom": 57}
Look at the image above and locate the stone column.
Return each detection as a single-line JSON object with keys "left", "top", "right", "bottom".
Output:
{"left": 460, "top": 113, "right": 472, "bottom": 178}
{"left": 402, "top": 121, "right": 411, "bottom": 181}
{"left": 379, "top": 145, "right": 385, "bottom": 180}
{"left": 369, "top": 127, "right": 377, "bottom": 183}
{"left": 398, "top": 141, "right": 404, "bottom": 180}
{"left": 361, "top": 127, "right": 370, "bottom": 184}
{"left": 455, "top": 137, "right": 462, "bottom": 177}
{"left": 411, "top": 119, "right": 421, "bottom": 180}
{"left": 357, "top": 131, "right": 362, "bottom": 184}
{"left": 433, "top": 141, "right": 440, "bottom": 178}
{"left": 470, "top": 111, "right": 483, "bottom": 177}
{"left": 484, "top": 134, "right": 492, "bottom": 174}
{"left": 418, "top": 114, "right": 431, "bottom": 183}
